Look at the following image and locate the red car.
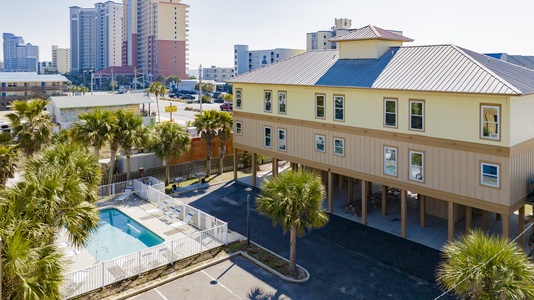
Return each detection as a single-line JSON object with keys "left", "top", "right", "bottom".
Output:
{"left": 220, "top": 102, "right": 233, "bottom": 111}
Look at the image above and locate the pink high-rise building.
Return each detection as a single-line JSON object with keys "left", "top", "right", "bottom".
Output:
{"left": 122, "top": 0, "right": 189, "bottom": 80}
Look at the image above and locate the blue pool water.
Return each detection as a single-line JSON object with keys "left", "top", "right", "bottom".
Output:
{"left": 86, "top": 208, "right": 164, "bottom": 262}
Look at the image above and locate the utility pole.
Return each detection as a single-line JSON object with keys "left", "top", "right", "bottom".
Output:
{"left": 90, "top": 67, "right": 94, "bottom": 95}
{"left": 199, "top": 64, "right": 203, "bottom": 112}
{"left": 111, "top": 66, "right": 115, "bottom": 93}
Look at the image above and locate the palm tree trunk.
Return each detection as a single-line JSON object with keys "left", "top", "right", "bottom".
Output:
{"left": 156, "top": 95, "right": 161, "bottom": 124}
{"left": 218, "top": 145, "right": 226, "bottom": 175}
{"left": 94, "top": 146, "right": 99, "bottom": 158}
{"left": 108, "top": 149, "right": 117, "bottom": 184}
{"left": 289, "top": 225, "right": 297, "bottom": 273}
{"left": 165, "top": 156, "right": 171, "bottom": 185}
{"left": 206, "top": 140, "right": 212, "bottom": 175}
{"left": 126, "top": 154, "right": 131, "bottom": 181}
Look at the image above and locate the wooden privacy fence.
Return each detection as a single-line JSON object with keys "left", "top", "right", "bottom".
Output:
{"left": 100, "top": 153, "right": 267, "bottom": 186}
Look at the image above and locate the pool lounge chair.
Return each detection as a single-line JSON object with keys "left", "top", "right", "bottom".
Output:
{"left": 162, "top": 205, "right": 176, "bottom": 220}
{"left": 145, "top": 199, "right": 169, "bottom": 215}
{"left": 170, "top": 211, "right": 195, "bottom": 228}
{"left": 115, "top": 187, "right": 133, "bottom": 204}
{"left": 62, "top": 269, "right": 90, "bottom": 298}
{"left": 65, "top": 249, "right": 80, "bottom": 262}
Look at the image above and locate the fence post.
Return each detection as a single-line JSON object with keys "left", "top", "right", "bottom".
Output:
{"left": 171, "top": 240, "right": 175, "bottom": 265}
{"left": 138, "top": 251, "right": 142, "bottom": 275}
{"left": 101, "top": 263, "right": 105, "bottom": 288}
{"left": 225, "top": 223, "right": 228, "bottom": 244}
{"left": 200, "top": 232, "right": 203, "bottom": 253}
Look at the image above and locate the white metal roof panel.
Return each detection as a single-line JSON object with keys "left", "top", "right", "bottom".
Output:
{"left": 0, "top": 72, "right": 69, "bottom": 83}
{"left": 49, "top": 93, "right": 154, "bottom": 109}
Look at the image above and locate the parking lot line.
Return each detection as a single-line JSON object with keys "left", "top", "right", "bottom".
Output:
{"left": 155, "top": 288, "right": 168, "bottom": 300}
{"left": 201, "top": 270, "right": 242, "bottom": 299}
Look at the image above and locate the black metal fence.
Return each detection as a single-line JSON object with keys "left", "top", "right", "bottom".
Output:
{"left": 100, "top": 153, "right": 266, "bottom": 185}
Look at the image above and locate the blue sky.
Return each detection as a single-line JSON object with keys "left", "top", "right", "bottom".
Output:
{"left": 2, "top": 0, "right": 534, "bottom": 69}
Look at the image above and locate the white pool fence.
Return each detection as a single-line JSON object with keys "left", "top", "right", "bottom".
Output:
{"left": 63, "top": 178, "right": 228, "bottom": 299}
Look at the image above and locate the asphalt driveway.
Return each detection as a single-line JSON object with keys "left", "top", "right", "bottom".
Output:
{"left": 171, "top": 181, "right": 453, "bottom": 299}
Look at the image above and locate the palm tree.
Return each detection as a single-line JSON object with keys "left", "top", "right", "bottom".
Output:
{"left": 106, "top": 111, "right": 120, "bottom": 184}
{"left": 148, "top": 81, "right": 167, "bottom": 124}
{"left": 217, "top": 111, "right": 233, "bottom": 174}
{"left": 223, "top": 93, "right": 233, "bottom": 103}
{"left": 165, "top": 75, "right": 181, "bottom": 90}
{"left": 6, "top": 99, "right": 53, "bottom": 157}
{"left": 193, "top": 110, "right": 219, "bottom": 176}
{"left": 147, "top": 122, "right": 191, "bottom": 184}
{"left": 0, "top": 142, "right": 101, "bottom": 298}
{"left": 256, "top": 169, "right": 329, "bottom": 273}
{"left": 115, "top": 110, "right": 143, "bottom": 181}
{"left": 0, "top": 143, "right": 17, "bottom": 188}
{"left": 71, "top": 108, "right": 113, "bottom": 158}
{"left": 437, "top": 229, "right": 534, "bottom": 299}
{"left": 79, "top": 85, "right": 89, "bottom": 95}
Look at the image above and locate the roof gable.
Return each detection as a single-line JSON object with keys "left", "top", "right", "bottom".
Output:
{"left": 330, "top": 25, "right": 413, "bottom": 42}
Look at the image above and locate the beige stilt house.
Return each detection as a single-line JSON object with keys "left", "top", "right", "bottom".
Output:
{"left": 228, "top": 25, "right": 534, "bottom": 245}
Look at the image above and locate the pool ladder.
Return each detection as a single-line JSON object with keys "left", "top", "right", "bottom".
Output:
{"left": 95, "top": 246, "right": 108, "bottom": 263}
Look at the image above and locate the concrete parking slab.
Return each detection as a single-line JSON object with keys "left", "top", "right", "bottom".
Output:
{"left": 128, "top": 257, "right": 293, "bottom": 300}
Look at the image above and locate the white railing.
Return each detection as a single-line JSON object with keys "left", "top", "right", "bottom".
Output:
{"left": 64, "top": 180, "right": 228, "bottom": 299}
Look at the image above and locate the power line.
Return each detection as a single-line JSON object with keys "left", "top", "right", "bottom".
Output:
{"left": 434, "top": 221, "right": 534, "bottom": 299}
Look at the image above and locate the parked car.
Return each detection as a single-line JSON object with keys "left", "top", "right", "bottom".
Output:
{"left": 213, "top": 98, "right": 224, "bottom": 103}
{"left": 180, "top": 94, "right": 195, "bottom": 100}
{"left": 220, "top": 102, "right": 233, "bottom": 111}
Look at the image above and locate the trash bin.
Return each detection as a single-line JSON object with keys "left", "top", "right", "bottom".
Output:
{"left": 201, "top": 178, "right": 206, "bottom": 184}
{"left": 172, "top": 184, "right": 177, "bottom": 190}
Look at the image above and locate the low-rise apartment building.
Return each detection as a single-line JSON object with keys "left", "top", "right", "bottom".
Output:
{"left": 229, "top": 25, "right": 534, "bottom": 246}
{"left": 0, "top": 72, "right": 68, "bottom": 108}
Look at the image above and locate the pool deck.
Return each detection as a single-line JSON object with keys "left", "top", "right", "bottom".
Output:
{"left": 61, "top": 195, "right": 241, "bottom": 273}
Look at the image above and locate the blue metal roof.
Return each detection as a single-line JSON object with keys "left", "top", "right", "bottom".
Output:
{"left": 315, "top": 48, "right": 398, "bottom": 87}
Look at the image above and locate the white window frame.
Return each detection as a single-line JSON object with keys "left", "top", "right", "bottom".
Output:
{"left": 315, "top": 135, "right": 325, "bottom": 152}
{"left": 409, "top": 100, "right": 424, "bottom": 131}
{"left": 264, "top": 90, "right": 272, "bottom": 112}
{"left": 384, "top": 98, "right": 397, "bottom": 128}
{"left": 235, "top": 121, "right": 242, "bottom": 135}
{"left": 334, "top": 138, "right": 344, "bottom": 156}
{"left": 235, "top": 88, "right": 242, "bottom": 109}
{"left": 334, "top": 95, "right": 344, "bottom": 121}
{"left": 278, "top": 91, "right": 287, "bottom": 114}
{"left": 278, "top": 129, "right": 286, "bottom": 151}
{"left": 384, "top": 147, "right": 397, "bottom": 176}
{"left": 409, "top": 150, "right": 424, "bottom": 182}
{"left": 264, "top": 126, "right": 272, "bottom": 148}
{"left": 481, "top": 104, "right": 500, "bottom": 140}
{"left": 481, "top": 162, "right": 499, "bottom": 188}
{"left": 315, "top": 94, "right": 325, "bottom": 119}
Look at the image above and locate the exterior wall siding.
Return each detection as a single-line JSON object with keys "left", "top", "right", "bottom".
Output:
{"left": 234, "top": 113, "right": 513, "bottom": 210}
{"left": 510, "top": 94, "right": 534, "bottom": 146}
{"left": 235, "top": 84, "right": 510, "bottom": 147}
{"left": 510, "top": 146, "right": 534, "bottom": 203}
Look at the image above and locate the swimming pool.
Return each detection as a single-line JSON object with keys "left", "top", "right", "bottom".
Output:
{"left": 86, "top": 208, "right": 164, "bottom": 262}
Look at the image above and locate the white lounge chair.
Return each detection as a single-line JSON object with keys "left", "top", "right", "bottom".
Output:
{"left": 162, "top": 205, "right": 176, "bottom": 220}
{"left": 170, "top": 211, "right": 194, "bottom": 228}
{"left": 115, "top": 187, "right": 133, "bottom": 204}
{"left": 65, "top": 249, "right": 80, "bottom": 262}
{"left": 145, "top": 199, "right": 169, "bottom": 215}
{"left": 62, "top": 269, "right": 90, "bottom": 297}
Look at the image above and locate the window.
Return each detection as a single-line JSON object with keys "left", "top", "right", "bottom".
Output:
{"left": 235, "top": 89, "right": 242, "bottom": 108}
{"left": 384, "top": 147, "right": 397, "bottom": 176}
{"left": 278, "top": 129, "right": 286, "bottom": 151}
{"left": 264, "top": 127, "right": 272, "bottom": 148}
{"left": 264, "top": 90, "right": 272, "bottom": 112}
{"left": 334, "top": 138, "right": 344, "bottom": 156}
{"left": 334, "top": 95, "right": 344, "bottom": 121}
{"left": 315, "top": 94, "right": 325, "bottom": 119}
{"left": 278, "top": 91, "right": 287, "bottom": 114}
{"left": 235, "top": 122, "right": 242, "bottom": 135}
{"left": 409, "top": 151, "right": 424, "bottom": 182}
{"left": 384, "top": 98, "right": 397, "bottom": 127}
{"left": 481, "top": 162, "right": 499, "bottom": 188}
{"left": 315, "top": 135, "right": 325, "bottom": 152}
{"left": 410, "top": 100, "right": 424, "bottom": 131}
{"left": 481, "top": 105, "right": 500, "bottom": 140}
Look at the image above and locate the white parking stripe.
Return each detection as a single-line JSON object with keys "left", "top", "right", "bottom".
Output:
{"left": 201, "top": 270, "right": 242, "bottom": 299}
{"left": 155, "top": 288, "right": 168, "bottom": 300}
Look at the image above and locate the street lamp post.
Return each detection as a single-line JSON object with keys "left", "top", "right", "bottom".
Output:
{"left": 245, "top": 187, "right": 252, "bottom": 247}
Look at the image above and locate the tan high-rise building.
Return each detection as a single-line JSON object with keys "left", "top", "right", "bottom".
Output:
{"left": 122, "top": 0, "right": 189, "bottom": 80}
{"left": 52, "top": 45, "right": 70, "bottom": 74}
